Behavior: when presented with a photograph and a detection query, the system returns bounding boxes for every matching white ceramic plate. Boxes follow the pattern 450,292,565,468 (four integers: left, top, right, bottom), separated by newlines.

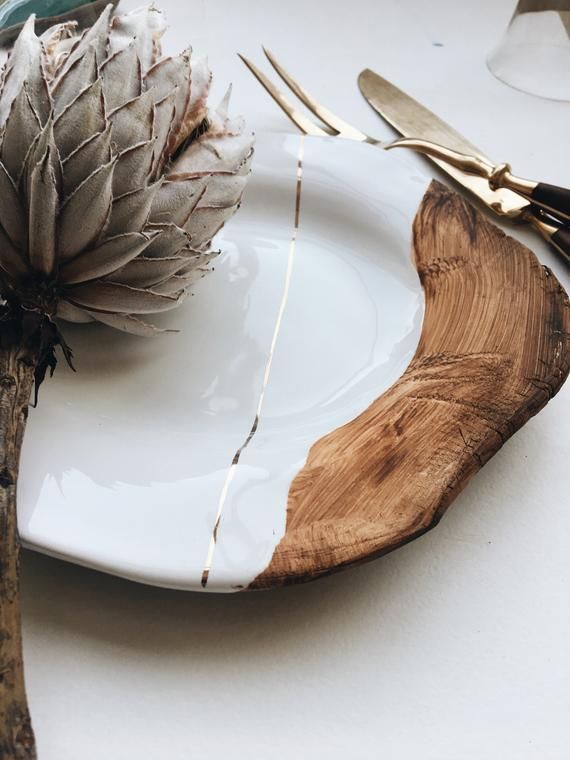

19,132,430,592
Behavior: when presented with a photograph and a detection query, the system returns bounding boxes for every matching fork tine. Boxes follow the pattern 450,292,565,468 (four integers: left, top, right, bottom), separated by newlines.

262,47,370,142
238,54,329,137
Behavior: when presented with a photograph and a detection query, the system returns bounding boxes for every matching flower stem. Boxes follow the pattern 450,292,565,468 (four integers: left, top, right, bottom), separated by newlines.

0,325,41,758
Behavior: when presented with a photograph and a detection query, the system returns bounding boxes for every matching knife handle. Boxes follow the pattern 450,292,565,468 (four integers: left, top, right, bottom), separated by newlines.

552,226,570,264
531,214,570,265
530,183,570,225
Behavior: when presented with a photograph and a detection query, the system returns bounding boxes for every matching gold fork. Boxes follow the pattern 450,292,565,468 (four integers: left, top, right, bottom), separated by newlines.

239,48,383,145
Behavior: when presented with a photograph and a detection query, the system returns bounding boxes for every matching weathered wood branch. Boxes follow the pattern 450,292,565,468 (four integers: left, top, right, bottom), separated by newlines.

0,298,73,757
0,313,44,760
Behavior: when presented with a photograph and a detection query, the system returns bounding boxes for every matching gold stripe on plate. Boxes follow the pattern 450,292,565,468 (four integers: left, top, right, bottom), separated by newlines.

201,135,306,588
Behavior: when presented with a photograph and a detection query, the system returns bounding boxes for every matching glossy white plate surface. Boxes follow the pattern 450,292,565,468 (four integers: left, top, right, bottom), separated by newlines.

19,133,429,591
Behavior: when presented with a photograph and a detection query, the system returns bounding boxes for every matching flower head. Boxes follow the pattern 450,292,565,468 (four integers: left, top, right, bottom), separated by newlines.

0,4,254,336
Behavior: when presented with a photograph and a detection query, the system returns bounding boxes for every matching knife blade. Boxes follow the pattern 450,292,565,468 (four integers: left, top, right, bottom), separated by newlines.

357,68,528,219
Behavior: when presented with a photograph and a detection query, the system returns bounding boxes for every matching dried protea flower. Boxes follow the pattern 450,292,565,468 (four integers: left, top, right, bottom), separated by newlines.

0,6,253,757
0,3,254,339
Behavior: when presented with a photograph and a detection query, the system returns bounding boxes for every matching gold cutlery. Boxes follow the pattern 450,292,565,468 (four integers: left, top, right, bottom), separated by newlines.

239,49,570,263
386,138,570,224
239,47,381,144
358,69,570,263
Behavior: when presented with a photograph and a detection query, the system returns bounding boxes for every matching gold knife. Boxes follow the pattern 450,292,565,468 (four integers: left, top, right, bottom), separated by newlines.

358,68,570,263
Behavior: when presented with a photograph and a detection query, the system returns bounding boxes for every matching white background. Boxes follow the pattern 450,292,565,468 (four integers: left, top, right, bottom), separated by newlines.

22,0,569,757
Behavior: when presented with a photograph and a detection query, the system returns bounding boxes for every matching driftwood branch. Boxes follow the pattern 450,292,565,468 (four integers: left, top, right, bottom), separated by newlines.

0,336,37,759
0,303,72,758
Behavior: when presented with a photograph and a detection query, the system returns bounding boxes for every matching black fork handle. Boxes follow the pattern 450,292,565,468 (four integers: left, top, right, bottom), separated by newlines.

551,225,570,264
531,183,570,226
531,214,570,265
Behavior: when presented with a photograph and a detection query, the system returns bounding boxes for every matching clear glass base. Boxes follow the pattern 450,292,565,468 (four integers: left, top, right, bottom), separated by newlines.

487,10,570,102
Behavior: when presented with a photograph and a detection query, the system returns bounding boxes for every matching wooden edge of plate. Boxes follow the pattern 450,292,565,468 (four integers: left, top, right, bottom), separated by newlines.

249,180,570,590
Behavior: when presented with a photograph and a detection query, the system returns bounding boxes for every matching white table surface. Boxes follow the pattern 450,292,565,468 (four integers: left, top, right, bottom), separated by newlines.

21,0,570,757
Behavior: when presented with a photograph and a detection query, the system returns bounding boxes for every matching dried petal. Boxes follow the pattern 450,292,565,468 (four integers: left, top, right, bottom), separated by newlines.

56,299,94,323
28,144,58,274
150,89,176,175
145,49,210,157
184,204,236,250
215,85,232,121
201,173,249,209
0,223,27,279
56,3,113,77
23,47,51,125
106,182,161,237
67,281,178,313
109,5,167,72
52,44,98,115
178,56,211,141
60,232,156,284
0,160,25,248
1,85,41,183
171,126,254,177
145,49,190,107
54,78,106,158
99,43,142,111
167,105,254,208
150,177,207,227
62,124,112,196
40,21,77,64
176,251,216,275
0,15,41,126
143,223,190,258
88,310,167,336
151,270,205,295
21,115,58,197
59,159,115,260
108,89,154,153
111,255,189,287
113,140,154,197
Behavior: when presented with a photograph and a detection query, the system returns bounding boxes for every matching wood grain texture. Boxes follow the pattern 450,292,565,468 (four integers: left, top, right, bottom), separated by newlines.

0,343,38,758
251,180,570,589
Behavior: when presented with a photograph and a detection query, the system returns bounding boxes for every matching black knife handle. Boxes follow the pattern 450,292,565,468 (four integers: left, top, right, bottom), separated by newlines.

551,225,570,264
530,182,570,224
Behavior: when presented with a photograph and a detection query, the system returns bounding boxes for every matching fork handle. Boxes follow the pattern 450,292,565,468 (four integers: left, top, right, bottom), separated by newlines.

488,167,570,225
530,183,570,225
531,214,570,265
551,225,570,264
